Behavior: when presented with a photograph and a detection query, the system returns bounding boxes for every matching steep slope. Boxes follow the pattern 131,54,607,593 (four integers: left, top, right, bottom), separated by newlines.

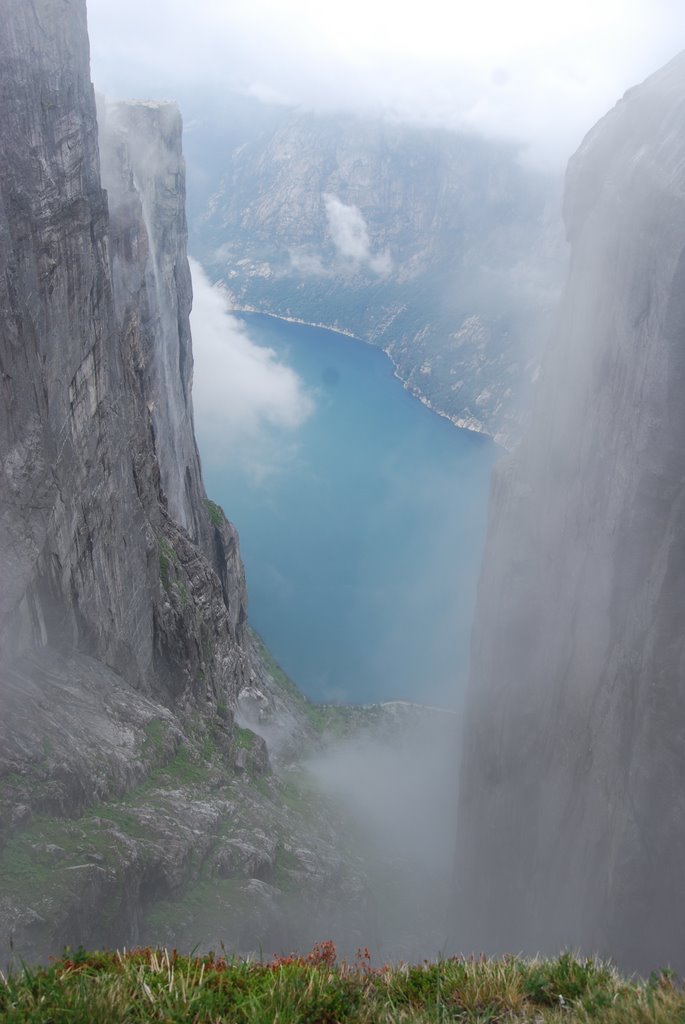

190,109,564,446
453,52,685,973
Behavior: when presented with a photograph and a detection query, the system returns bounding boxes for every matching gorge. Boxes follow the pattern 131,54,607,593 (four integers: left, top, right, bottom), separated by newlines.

0,0,459,967
187,102,566,449
195,311,497,705
2,0,685,982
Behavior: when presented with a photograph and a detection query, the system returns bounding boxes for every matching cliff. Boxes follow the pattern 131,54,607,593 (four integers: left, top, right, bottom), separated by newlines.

0,0,457,967
190,108,565,447
0,0,248,707
453,52,685,973
0,0,336,963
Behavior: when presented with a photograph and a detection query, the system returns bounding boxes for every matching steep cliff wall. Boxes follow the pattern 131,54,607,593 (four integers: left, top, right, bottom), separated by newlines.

0,0,396,969
0,0,246,701
0,0,257,960
454,53,685,973
98,97,247,631
98,99,203,541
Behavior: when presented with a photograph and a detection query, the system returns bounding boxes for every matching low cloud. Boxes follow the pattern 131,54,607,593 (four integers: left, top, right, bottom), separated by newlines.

189,257,314,454
88,0,685,171
323,194,392,276
287,246,331,277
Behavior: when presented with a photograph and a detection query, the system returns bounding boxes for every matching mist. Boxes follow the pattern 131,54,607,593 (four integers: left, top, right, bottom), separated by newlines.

323,194,393,276
232,695,463,962
305,710,459,960
87,0,685,168
4,0,685,979
447,52,685,974
189,258,314,464
94,0,685,974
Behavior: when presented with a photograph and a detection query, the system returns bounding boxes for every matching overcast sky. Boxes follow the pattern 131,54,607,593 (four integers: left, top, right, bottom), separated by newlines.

87,0,684,167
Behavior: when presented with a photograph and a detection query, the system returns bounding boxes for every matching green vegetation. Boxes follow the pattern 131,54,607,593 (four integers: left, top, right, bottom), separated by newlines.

158,537,178,592
204,498,225,528
249,628,306,708
248,627,371,738
143,878,250,939
234,725,256,751
0,734,225,905
141,719,170,760
158,537,190,601
2,947,684,1022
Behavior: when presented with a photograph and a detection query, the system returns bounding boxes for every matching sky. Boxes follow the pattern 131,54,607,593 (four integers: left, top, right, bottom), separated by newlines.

87,0,684,167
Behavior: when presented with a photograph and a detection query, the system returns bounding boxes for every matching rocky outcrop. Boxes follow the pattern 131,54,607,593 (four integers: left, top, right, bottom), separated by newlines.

98,99,205,542
453,53,685,973
191,108,565,447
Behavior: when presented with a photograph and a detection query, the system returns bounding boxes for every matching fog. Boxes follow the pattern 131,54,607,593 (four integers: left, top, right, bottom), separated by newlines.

87,0,685,167
5,0,685,977
233,698,462,962
189,258,314,456
88,0,679,974
323,194,393,275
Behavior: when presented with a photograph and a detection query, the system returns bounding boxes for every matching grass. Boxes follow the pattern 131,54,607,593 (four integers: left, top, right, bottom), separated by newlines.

234,726,257,752
2,947,684,1022
0,733,224,905
248,628,379,739
143,878,251,939
158,538,178,592
204,498,225,528
248,628,309,709
141,719,170,760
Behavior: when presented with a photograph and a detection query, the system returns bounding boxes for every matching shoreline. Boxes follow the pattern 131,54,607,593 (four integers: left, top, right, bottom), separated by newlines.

233,306,501,447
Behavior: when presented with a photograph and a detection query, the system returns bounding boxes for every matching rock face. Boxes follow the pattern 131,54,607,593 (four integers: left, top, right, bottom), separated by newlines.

0,0,265,961
191,108,565,446
99,99,207,542
0,0,246,701
453,53,685,973
0,0,430,969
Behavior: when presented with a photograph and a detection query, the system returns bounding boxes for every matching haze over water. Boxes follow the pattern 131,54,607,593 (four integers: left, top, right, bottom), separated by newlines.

199,313,499,706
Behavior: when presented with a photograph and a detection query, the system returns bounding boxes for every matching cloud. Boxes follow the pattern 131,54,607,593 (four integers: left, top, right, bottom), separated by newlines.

87,0,685,168
323,194,392,275
188,257,314,456
287,246,330,277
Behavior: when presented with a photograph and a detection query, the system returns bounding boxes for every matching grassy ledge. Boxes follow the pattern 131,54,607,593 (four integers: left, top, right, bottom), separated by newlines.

1,947,684,1023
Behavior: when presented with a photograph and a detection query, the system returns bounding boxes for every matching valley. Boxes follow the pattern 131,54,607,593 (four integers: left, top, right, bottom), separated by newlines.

194,312,499,705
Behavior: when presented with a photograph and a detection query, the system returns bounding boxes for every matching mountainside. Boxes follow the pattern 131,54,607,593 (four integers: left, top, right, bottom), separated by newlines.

453,53,685,974
190,109,565,446
0,0,338,963
0,0,459,967
0,0,272,958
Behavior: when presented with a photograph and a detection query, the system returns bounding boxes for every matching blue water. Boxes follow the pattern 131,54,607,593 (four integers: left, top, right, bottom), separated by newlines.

199,314,499,706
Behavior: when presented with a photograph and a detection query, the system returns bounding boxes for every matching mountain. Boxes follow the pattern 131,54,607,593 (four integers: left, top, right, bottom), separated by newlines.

188,107,565,447
0,0,355,963
453,52,685,973
0,0,460,967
